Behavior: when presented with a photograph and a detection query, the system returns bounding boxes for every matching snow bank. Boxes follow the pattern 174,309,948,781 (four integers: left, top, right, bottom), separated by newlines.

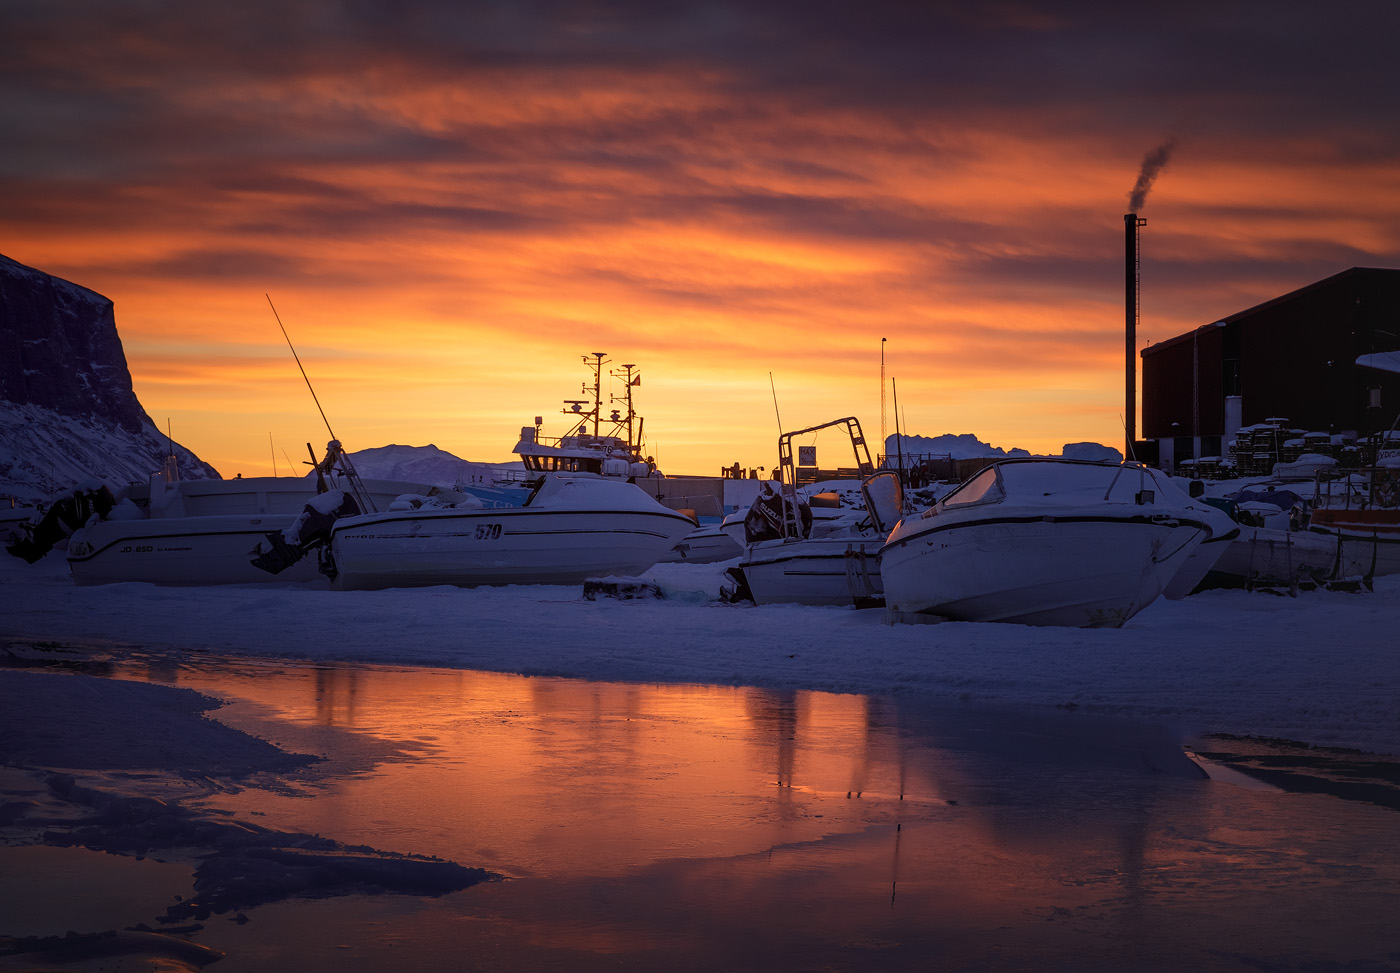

2,548,1397,756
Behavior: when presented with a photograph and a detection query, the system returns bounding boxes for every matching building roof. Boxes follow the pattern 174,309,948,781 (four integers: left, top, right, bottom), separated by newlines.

1141,266,1400,357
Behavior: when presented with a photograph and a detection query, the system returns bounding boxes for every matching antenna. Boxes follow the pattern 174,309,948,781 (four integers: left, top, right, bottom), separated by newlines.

892,378,904,478
769,372,783,434
267,295,336,442
270,432,278,477
164,418,178,482
583,351,609,437
1118,414,1139,462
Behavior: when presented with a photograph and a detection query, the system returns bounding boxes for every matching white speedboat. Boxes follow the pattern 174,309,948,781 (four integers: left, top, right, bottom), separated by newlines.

722,417,905,607
263,473,697,590
61,447,431,586
880,460,1214,628
1157,482,1241,599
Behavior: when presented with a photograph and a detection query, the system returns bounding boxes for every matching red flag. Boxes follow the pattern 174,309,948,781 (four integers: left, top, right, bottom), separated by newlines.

631,374,641,386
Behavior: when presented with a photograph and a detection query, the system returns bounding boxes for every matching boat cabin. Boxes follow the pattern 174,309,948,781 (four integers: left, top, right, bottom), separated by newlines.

515,430,654,478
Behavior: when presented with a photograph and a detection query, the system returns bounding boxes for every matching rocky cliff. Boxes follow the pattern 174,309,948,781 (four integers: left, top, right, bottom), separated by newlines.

1,253,218,505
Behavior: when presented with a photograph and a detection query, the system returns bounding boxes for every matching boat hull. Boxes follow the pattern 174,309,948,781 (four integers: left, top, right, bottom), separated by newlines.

1161,532,1235,599
660,523,742,564
737,536,884,607
1204,526,1340,589
68,515,325,586
328,506,696,589
880,517,1204,628
1307,509,1400,578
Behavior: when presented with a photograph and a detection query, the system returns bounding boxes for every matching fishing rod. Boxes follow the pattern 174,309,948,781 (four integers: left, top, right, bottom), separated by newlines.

268,294,337,443
266,295,375,511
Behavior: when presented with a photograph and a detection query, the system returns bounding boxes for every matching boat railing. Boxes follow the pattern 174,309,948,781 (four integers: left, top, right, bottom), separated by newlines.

1313,466,1400,511
494,468,536,484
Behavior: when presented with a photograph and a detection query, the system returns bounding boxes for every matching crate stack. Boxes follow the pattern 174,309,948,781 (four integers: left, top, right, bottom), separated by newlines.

1230,420,1303,477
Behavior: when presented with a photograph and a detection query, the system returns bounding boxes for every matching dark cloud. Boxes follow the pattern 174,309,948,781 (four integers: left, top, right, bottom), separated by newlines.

7,1,1399,143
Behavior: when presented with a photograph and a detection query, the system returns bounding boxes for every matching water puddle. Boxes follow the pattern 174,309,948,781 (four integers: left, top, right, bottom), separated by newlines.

4,650,1400,971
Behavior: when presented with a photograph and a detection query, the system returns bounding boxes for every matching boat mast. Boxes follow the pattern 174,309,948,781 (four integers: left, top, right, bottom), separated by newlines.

585,352,608,437
613,362,639,458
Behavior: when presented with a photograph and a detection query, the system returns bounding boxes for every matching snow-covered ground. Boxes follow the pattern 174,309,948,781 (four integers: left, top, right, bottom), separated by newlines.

2,545,1396,756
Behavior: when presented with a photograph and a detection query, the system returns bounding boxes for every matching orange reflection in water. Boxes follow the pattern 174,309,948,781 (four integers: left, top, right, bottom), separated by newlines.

112,655,1400,972
161,660,952,878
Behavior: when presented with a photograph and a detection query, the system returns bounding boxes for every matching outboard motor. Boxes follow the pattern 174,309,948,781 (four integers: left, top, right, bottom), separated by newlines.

6,483,115,563
743,489,812,543
250,490,361,575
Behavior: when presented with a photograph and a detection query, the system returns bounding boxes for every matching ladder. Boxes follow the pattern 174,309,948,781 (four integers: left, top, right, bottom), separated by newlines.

776,417,875,540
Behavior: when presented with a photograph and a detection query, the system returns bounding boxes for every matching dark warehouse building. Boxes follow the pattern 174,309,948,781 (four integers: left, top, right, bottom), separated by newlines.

1140,267,1400,475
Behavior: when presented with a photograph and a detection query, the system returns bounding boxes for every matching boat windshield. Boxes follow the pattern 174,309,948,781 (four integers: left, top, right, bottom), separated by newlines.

522,454,603,475
941,466,1002,508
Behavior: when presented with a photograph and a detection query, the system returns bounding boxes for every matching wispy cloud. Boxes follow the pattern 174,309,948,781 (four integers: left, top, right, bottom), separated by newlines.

3,0,1400,473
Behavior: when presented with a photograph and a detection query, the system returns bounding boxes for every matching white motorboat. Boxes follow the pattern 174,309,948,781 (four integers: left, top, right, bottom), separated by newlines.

59,446,432,586
880,459,1214,628
1157,481,1241,599
722,418,905,607
260,472,697,590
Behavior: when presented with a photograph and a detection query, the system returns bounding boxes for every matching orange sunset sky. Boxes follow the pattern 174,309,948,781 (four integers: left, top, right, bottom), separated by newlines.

5,1,1400,477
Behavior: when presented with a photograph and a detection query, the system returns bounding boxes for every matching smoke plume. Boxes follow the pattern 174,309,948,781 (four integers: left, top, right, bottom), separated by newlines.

1127,138,1178,212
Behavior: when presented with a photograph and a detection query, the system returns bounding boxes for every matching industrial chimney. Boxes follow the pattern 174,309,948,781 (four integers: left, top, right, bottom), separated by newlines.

1124,212,1146,458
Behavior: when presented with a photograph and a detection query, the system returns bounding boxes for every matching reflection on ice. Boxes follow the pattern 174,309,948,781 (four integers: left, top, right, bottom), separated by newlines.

147,656,1204,882
6,652,1400,972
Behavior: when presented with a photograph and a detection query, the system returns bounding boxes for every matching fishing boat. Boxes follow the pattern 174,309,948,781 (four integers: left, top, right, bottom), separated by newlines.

257,472,697,590
59,444,432,586
722,417,905,607
513,353,659,480
879,459,1215,628
511,352,747,563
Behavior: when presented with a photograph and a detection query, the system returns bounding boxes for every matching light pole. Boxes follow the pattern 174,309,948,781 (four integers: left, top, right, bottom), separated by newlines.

881,337,887,466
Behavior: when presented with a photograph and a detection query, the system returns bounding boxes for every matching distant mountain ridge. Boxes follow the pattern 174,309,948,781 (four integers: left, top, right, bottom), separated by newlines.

885,432,1033,460
885,433,1122,465
0,253,218,505
346,443,520,487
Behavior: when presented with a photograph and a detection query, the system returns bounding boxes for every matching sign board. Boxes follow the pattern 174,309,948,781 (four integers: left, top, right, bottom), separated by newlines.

798,445,817,466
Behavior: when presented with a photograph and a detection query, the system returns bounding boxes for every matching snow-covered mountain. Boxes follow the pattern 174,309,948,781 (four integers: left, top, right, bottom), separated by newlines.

346,443,521,487
0,253,218,506
886,432,1032,460
885,432,1122,465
